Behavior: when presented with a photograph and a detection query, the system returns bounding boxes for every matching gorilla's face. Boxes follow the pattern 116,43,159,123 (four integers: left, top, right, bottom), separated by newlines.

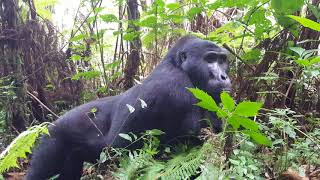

178,38,231,102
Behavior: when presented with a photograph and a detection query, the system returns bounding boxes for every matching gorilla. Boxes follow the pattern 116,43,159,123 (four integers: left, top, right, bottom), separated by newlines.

26,35,231,180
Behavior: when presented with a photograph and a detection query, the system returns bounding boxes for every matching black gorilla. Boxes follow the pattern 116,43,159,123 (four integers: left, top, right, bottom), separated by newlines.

26,35,231,180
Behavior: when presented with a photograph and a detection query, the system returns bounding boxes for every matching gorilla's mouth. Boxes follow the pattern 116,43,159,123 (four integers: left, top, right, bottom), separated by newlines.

221,87,231,93
208,80,231,92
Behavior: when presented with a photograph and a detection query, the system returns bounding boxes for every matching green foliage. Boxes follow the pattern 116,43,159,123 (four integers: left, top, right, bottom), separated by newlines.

187,88,219,112
71,70,101,80
287,15,320,32
0,124,49,173
114,130,219,180
234,101,262,117
189,88,271,147
100,14,118,23
229,138,264,179
34,0,56,20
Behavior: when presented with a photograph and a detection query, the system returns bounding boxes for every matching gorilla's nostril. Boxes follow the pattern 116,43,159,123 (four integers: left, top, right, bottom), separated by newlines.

209,71,215,78
221,74,227,80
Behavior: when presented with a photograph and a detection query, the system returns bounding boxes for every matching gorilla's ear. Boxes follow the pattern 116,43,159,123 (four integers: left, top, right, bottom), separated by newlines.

176,51,187,66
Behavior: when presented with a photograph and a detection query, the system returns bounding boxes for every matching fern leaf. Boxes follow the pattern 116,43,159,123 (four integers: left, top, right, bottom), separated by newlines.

0,124,49,173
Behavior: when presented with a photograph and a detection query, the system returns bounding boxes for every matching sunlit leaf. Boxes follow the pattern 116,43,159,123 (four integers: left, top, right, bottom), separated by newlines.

228,115,259,131
70,54,81,61
98,152,107,163
71,71,101,80
287,15,320,32
187,88,219,112
234,101,263,117
139,98,147,109
187,7,202,18
220,92,235,112
100,14,118,23
146,129,164,136
126,104,135,113
105,60,121,70
119,133,132,142
243,130,272,147
166,3,180,10
289,47,305,57
139,15,157,27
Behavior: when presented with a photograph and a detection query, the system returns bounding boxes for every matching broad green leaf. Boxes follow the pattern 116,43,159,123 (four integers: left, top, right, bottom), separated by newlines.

139,15,157,27
70,34,86,42
271,0,303,28
146,129,165,136
187,7,202,18
295,59,311,67
94,7,104,13
242,49,261,62
167,15,185,24
70,54,81,61
129,132,137,140
98,152,107,163
243,130,272,147
35,0,57,19
187,88,219,112
227,116,240,130
283,125,296,138
105,60,121,70
294,55,320,67
287,15,320,32
123,32,139,41
166,3,180,10
216,109,228,119
271,0,304,14
307,3,320,20
208,0,252,9
119,133,132,142
234,101,263,117
71,71,101,80
100,14,118,23
220,92,235,111
227,116,259,131
310,56,320,65
238,116,259,131
289,46,305,57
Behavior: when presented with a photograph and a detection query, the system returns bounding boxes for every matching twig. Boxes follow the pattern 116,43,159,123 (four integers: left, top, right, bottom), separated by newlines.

27,91,59,118
223,43,254,71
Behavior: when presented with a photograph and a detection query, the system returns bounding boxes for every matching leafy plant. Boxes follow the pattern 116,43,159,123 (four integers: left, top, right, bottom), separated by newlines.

0,124,49,173
188,88,272,147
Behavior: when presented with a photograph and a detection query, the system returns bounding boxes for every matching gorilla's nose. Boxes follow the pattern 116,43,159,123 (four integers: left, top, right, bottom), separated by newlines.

220,74,227,80
218,72,229,82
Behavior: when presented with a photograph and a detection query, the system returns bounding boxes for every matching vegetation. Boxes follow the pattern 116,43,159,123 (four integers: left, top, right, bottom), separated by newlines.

0,0,319,179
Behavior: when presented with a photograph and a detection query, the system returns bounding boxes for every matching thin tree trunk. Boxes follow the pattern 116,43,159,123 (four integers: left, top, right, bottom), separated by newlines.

124,0,142,89
3,0,27,131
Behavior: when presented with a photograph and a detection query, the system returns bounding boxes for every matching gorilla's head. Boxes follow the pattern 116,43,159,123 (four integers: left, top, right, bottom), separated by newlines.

168,35,232,102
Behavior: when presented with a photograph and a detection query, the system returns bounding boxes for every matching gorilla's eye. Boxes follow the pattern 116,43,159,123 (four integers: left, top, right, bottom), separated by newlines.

204,51,227,63
180,52,187,62
204,52,217,63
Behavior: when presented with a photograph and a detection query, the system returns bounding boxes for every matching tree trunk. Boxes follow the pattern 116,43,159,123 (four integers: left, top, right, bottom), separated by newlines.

2,0,27,131
123,0,142,89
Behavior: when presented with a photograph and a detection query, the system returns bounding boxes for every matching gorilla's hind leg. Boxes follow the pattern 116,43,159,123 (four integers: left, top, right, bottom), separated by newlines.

57,149,84,180
26,137,68,180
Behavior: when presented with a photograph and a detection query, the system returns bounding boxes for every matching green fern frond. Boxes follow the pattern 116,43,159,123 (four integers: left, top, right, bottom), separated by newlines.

115,150,156,180
113,131,225,180
160,143,212,180
0,124,49,173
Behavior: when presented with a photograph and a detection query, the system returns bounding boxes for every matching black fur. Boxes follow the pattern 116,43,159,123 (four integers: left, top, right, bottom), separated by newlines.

26,35,231,180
